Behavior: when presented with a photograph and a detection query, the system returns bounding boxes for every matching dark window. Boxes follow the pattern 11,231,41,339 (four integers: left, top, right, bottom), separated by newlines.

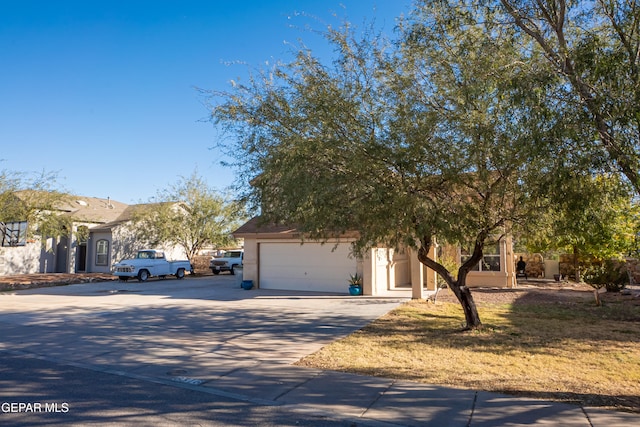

1,221,28,247
96,239,109,266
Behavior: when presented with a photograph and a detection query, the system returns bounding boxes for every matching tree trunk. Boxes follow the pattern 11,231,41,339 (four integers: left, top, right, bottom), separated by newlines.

417,242,483,330
448,279,482,330
573,245,581,282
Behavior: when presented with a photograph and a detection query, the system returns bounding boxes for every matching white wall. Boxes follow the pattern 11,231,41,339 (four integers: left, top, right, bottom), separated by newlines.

0,243,41,275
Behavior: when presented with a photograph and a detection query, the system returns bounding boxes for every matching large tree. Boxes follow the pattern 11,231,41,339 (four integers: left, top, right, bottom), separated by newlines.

130,171,247,262
490,0,640,192
211,6,565,329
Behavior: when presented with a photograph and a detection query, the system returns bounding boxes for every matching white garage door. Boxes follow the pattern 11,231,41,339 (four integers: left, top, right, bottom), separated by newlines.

259,242,357,293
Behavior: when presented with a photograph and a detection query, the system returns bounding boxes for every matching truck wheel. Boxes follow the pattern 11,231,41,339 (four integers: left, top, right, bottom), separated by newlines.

211,270,220,275
138,270,150,282
176,268,185,279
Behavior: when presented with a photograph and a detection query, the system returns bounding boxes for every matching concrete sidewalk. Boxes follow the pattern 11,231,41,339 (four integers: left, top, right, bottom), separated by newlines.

1,275,638,426
17,350,637,427
192,364,639,427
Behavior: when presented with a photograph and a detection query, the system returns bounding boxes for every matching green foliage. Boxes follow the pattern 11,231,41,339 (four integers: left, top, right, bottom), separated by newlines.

0,168,70,242
130,171,248,261
348,273,362,286
213,7,555,249
583,259,629,292
208,3,606,329
520,173,639,260
492,0,640,193
435,254,459,289
75,225,89,244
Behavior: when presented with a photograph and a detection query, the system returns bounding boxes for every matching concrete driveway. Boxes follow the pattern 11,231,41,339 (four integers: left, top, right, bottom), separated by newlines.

2,276,638,426
0,274,407,387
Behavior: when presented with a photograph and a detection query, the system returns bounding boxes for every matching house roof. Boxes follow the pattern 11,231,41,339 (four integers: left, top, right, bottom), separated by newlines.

58,196,129,224
12,191,166,230
12,191,129,224
11,191,196,238
88,202,166,232
232,216,300,237
233,216,359,239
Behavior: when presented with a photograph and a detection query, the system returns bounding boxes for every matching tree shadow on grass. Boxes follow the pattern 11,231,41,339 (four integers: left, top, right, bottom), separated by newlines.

338,287,640,412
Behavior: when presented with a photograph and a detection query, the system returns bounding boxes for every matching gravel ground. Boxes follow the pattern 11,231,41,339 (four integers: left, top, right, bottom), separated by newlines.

0,273,118,291
436,279,640,306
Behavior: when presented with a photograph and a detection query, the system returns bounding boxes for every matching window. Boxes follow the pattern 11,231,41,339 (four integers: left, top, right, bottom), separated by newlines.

461,243,501,272
96,239,109,266
1,221,28,247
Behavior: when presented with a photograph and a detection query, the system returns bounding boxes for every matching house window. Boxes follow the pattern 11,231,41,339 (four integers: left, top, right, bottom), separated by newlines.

1,221,28,247
96,239,109,266
461,243,501,272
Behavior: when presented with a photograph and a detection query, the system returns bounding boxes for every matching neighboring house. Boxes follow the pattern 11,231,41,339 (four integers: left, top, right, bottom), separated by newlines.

85,204,144,274
233,217,517,296
87,203,186,274
0,195,186,276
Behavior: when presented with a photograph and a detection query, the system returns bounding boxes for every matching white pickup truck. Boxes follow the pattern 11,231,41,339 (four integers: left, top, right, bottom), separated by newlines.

113,249,192,282
209,249,243,275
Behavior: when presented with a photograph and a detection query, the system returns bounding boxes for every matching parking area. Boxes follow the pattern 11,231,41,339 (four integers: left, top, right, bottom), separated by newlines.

0,274,407,380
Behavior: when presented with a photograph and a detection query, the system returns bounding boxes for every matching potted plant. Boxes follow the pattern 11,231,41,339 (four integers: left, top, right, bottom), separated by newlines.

348,273,362,296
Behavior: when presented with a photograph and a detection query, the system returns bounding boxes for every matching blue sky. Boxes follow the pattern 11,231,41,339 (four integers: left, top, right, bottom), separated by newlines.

1,1,412,204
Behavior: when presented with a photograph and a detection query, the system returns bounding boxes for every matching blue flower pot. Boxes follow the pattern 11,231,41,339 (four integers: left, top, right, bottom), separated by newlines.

241,280,254,290
349,285,362,296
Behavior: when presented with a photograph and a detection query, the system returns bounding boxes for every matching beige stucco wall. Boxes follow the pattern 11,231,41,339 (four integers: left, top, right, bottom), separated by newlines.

240,235,514,296
241,236,259,285
465,237,515,288
244,240,419,296
408,237,516,295
409,246,438,299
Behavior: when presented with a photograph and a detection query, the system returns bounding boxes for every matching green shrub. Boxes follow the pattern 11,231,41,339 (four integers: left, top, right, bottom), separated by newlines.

582,259,629,292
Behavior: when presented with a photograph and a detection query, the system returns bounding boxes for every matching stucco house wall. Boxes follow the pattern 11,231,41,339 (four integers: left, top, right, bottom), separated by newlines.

86,229,113,274
234,217,516,296
242,235,419,295
465,237,516,288
0,242,41,275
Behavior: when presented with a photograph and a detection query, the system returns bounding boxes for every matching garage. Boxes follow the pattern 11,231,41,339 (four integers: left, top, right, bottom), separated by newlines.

259,242,357,293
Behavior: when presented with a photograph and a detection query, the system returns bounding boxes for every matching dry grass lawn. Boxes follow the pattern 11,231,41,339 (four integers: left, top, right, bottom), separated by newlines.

296,284,640,412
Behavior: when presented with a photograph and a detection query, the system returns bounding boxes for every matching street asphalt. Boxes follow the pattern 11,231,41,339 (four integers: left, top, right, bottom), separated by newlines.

0,274,637,426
